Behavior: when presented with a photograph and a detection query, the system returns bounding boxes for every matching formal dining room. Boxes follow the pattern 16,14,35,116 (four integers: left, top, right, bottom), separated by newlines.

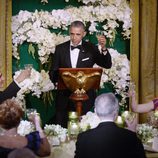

0,0,158,158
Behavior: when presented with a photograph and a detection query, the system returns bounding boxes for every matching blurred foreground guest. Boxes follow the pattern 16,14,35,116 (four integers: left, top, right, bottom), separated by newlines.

8,148,36,158
0,69,31,104
74,93,146,158
124,113,138,132
0,99,51,158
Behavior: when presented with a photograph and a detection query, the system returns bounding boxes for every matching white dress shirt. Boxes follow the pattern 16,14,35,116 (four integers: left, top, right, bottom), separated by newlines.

70,41,82,68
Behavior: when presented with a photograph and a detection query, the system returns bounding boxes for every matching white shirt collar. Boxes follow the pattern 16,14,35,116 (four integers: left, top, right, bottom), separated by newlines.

70,41,82,46
99,119,114,123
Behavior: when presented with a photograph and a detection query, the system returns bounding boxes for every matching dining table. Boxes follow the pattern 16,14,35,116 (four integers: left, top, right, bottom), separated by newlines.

40,140,158,158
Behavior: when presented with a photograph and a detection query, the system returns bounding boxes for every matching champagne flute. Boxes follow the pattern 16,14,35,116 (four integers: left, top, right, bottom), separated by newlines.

96,31,104,38
125,111,136,122
128,81,136,97
129,81,135,92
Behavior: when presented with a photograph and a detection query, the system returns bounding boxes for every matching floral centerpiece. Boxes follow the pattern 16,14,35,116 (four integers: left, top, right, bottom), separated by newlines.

17,120,68,146
147,110,158,128
136,123,158,144
44,124,68,146
79,111,132,131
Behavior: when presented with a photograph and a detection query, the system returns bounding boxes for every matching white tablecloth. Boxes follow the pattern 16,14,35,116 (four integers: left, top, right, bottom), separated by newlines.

42,140,76,158
40,140,158,158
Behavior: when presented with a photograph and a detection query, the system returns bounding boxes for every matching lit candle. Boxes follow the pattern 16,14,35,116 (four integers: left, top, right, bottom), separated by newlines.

115,116,124,127
121,111,129,119
68,111,79,139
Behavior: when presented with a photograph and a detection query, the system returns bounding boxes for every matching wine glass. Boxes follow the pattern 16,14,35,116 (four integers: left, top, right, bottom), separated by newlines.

24,64,33,70
26,108,37,120
96,31,104,38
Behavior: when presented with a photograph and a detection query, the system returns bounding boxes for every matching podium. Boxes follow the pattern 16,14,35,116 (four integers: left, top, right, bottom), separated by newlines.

57,68,102,116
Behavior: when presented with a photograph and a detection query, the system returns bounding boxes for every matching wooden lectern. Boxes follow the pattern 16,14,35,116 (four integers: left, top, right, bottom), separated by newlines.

57,68,102,116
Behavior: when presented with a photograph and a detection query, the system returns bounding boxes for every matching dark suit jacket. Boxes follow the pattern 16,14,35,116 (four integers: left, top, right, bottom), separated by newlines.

49,40,112,126
50,40,112,83
0,81,20,104
75,122,146,158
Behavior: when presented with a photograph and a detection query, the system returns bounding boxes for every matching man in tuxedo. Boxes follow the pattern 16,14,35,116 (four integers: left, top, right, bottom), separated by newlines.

49,21,112,127
0,69,31,104
74,93,146,158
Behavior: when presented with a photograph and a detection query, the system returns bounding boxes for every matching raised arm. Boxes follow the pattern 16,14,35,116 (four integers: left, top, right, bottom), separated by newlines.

0,69,31,104
130,91,154,113
29,113,51,157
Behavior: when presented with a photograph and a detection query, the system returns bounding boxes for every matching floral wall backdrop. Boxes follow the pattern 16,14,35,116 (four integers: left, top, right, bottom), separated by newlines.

12,0,132,124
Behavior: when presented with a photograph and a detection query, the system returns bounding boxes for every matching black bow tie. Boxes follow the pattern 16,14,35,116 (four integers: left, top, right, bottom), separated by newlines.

71,45,82,50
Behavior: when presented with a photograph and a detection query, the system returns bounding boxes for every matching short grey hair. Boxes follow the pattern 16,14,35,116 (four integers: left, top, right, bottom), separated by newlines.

70,21,85,31
94,93,119,118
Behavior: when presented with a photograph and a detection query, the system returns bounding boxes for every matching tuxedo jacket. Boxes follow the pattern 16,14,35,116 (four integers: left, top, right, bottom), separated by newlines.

75,122,146,158
49,40,112,118
50,40,112,83
0,81,20,104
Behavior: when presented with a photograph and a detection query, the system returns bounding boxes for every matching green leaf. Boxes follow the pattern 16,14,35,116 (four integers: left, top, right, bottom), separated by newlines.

28,43,35,59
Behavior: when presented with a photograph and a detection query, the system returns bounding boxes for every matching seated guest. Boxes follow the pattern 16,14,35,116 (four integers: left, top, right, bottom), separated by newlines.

130,90,158,113
74,93,146,158
8,148,36,158
0,99,51,158
0,69,31,104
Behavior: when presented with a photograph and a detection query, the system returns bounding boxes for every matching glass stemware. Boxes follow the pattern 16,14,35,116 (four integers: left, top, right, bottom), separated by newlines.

24,64,33,70
26,108,37,119
96,31,104,38
129,81,135,92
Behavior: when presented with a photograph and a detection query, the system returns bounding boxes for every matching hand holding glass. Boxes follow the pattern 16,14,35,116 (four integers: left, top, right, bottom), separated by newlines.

128,81,136,97
24,64,33,70
96,31,104,38
26,108,37,120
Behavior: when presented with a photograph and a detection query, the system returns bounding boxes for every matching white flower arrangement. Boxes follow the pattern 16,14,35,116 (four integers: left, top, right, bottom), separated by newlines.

12,0,132,63
12,1,131,109
13,68,54,110
79,111,131,132
136,123,158,144
17,120,35,136
65,0,132,38
79,112,100,131
44,124,68,146
17,120,68,146
94,48,130,107
147,111,158,128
